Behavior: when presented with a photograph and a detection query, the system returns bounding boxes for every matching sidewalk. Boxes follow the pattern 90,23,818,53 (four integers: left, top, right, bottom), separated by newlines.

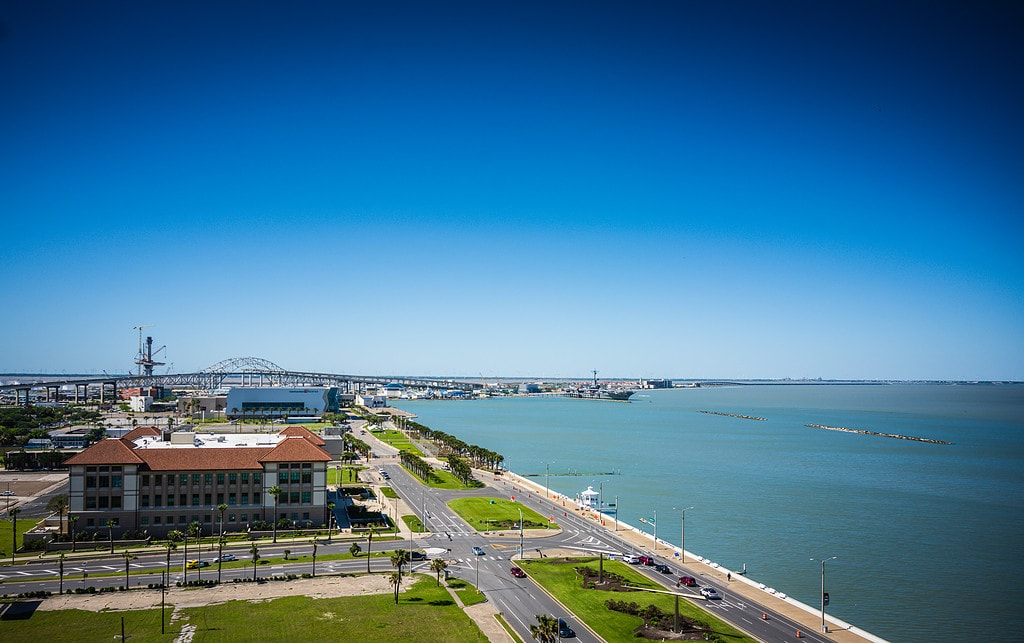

491,469,888,643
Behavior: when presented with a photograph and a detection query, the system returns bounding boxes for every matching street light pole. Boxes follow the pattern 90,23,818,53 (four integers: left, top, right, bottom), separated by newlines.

545,462,551,500
518,508,524,560
674,506,694,562
614,495,619,531
653,509,657,549
811,556,837,633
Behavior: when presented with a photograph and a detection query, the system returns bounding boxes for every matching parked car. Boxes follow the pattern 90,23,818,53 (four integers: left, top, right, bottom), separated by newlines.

510,566,526,578
0,490,14,496
637,555,655,566
679,575,698,587
700,587,721,600
472,546,485,556
213,553,237,562
558,618,576,638
622,554,640,564
654,563,671,574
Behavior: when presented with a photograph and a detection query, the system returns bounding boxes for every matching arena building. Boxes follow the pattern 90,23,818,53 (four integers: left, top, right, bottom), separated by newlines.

224,386,341,419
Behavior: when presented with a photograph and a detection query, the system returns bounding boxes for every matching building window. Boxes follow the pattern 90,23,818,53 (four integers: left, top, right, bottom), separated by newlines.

141,516,149,526
154,494,162,507
204,493,212,505
240,493,248,506
192,495,200,506
301,472,311,484
217,473,225,485
216,493,224,504
228,514,235,522
180,474,188,485
241,473,249,483
240,513,247,522
112,475,122,488
99,497,109,508
87,518,95,527
179,515,187,524
154,474,163,486
229,473,237,484
111,497,122,509
167,495,175,507
180,494,187,506
192,474,200,485
154,516,162,525
301,491,311,504
204,473,213,485
229,494,236,506
289,492,300,504
86,476,96,489
141,496,150,508
291,471,301,483
141,475,150,487
253,473,261,484
99,475,109,488
86,497,97,509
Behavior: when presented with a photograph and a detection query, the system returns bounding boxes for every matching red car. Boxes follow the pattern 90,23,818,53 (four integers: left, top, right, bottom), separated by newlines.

510,566,527,578
638,555,655,566
678,575,697,587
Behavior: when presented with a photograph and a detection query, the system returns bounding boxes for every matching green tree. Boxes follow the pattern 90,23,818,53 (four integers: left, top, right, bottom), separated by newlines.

430,557,448,586
390,548,410,578
388,571,402,604
250,542,260,581
9,507,20,563
105,519,117,554
326,502,336,542
47,494,69,535
365,526,379,574
268,485,282,543
58,552,66,594
122,551,135,590
69,515,79,553
349,542,362,558
530,615,559,643
163,537,179,581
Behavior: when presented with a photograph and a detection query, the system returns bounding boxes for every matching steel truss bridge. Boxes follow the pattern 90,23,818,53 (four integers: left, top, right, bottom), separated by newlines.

0,357,482,404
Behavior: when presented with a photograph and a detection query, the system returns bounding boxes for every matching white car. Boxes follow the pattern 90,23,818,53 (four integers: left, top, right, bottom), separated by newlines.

213,553,237,562
701,587,721,600
0,490,14,496
621,554,640,564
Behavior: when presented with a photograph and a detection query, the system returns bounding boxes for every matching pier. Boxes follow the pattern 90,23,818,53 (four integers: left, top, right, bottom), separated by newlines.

698,410,767,421
805,423,952,445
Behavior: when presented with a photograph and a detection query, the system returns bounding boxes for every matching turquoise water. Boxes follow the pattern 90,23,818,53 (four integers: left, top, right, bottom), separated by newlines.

394,384,1024,643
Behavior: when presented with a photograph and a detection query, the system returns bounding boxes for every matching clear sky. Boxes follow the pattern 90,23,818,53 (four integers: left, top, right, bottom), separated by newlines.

2,1,1022,381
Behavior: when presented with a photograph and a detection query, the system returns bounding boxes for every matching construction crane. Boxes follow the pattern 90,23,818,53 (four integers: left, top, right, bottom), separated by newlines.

133,325,166,377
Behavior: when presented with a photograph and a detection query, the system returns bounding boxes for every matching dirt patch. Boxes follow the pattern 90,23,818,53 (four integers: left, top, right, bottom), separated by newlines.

37,574,394,612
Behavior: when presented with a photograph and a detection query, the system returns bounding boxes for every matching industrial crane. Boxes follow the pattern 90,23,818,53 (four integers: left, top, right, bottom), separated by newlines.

133,325,166,377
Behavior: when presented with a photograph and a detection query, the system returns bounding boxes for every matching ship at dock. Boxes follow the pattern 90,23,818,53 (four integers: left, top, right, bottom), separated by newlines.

562,370,636,401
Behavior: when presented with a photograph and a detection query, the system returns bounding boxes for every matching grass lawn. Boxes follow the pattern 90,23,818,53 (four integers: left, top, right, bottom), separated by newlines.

404,466,485,490
177,575,487,642
402,515,425,533
448,497,556,531
0,607,172,642
0,516,35,559
327,466,364,485
374,429,424,456
517,557,757,643
447,578,488,607
379,486,399,499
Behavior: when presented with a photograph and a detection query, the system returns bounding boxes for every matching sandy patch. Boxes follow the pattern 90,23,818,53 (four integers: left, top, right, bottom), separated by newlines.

38,574,394,612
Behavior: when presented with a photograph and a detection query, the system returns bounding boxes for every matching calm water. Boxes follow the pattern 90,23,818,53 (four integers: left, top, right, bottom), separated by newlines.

394,384,1024,643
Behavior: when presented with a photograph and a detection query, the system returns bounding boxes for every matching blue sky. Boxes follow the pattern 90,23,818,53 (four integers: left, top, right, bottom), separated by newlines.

2,1,1022,380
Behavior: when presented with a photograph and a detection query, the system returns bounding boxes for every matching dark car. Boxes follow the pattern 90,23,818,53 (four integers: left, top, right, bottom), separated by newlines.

510,566,526,578
558,618,576,638
654,563,671,574
679,575,697,587
472,546,485,556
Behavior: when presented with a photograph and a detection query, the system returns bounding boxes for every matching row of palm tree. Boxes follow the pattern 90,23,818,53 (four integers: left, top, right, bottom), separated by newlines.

446,454,474,486
409,424,505,472
398,450,434,481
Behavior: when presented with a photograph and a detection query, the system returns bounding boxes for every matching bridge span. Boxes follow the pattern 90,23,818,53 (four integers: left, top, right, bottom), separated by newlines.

0,356,482,405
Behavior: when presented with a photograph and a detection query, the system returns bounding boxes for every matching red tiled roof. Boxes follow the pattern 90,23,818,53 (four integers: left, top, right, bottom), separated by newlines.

259,436,332,463
65,438,145,466
138,447,273,471
122,426,162,441
277,425,326,446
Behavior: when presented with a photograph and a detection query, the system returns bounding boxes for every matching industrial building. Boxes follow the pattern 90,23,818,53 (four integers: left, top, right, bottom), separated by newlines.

224,387,341,419
64,425,331,538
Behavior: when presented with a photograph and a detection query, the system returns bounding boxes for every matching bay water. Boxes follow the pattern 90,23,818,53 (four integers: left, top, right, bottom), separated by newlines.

394,384,1024,643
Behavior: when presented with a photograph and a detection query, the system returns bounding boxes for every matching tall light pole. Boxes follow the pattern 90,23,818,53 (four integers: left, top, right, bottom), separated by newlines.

653,509,657,549
544,461,555,500
674,506,694,562
518,507,524,560
811,556,837,633
614,495,619,531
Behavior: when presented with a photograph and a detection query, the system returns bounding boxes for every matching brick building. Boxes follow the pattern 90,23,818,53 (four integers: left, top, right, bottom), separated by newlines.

64,425,331,538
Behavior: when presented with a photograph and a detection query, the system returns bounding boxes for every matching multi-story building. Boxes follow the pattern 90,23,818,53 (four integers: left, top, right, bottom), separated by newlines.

65,425,331,538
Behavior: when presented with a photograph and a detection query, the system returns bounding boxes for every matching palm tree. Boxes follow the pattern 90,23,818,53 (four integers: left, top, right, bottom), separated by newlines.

326,502,335,542
163,537,179,581
249,542,260,581
69,515,79,553
390,548,410,578
217,503,228,540
311,539,318,577
430,558,448,586
216,535,227,583
106,519,117,554
530,615,559,643
268,485,282,543
365,526,378,574
188,521,202,579
58,552,67,594
9,507,19,563
388,571,402,604
47,494,69,536
122,551,135,590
